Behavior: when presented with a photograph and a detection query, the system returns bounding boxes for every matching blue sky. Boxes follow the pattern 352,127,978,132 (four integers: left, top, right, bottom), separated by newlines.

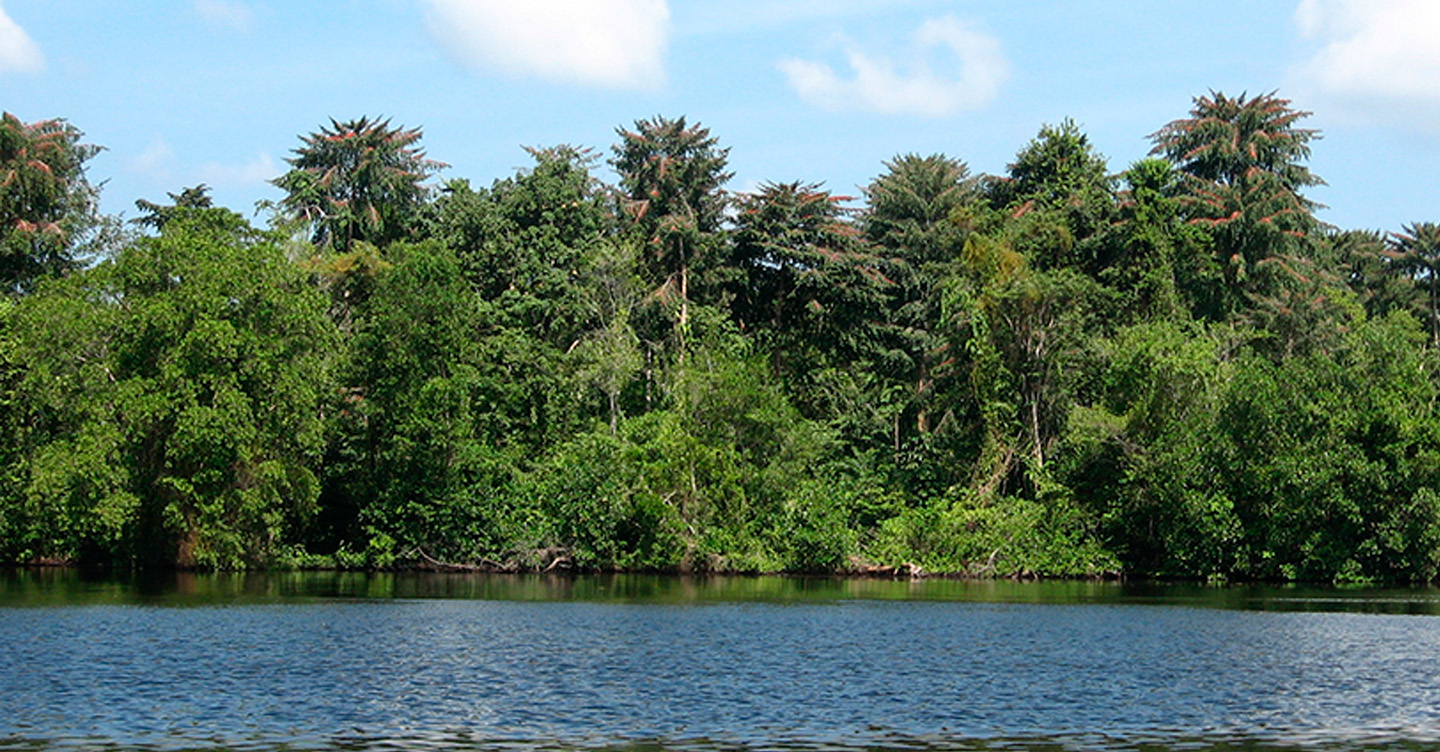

3,1,1438,234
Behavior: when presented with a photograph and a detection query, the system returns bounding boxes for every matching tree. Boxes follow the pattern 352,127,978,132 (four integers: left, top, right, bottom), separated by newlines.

571,239,646,436
864,153,975,265
1152,91,1321,194
993,120,1116,274
1388,222,1440,347
948,235,1102,496
8,207,334,568
426,145,609,347
994,120,1111,214
272,117,445,251
133,185,214,232
338,241,518,562
1323,228,1417,322
1098,158,1189,320
0,113,105,291
1150,91,1324,314
728,181,884,376
611,115,732,352
862,154,976,443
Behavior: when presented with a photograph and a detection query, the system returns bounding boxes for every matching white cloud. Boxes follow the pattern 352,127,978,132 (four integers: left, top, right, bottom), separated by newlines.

422,0,669,90
1292,0,1440,128
779,16,1007,118
0,3,43,73
129,138,177,181
200,152,278,188
194,0,256,32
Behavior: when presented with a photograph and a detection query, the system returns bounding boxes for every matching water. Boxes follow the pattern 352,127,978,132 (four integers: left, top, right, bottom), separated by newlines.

3,572,1440,752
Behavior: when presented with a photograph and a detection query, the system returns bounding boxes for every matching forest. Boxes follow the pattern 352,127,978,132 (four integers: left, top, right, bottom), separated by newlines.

2,91,1439,582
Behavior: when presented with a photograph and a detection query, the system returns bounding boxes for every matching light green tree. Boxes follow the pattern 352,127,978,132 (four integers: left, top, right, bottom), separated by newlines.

9,207,334,568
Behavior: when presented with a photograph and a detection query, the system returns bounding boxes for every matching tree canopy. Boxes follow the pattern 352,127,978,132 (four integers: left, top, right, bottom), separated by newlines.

5,95,1440,584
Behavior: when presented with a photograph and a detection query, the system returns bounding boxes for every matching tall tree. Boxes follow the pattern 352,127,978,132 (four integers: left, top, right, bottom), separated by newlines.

427,145,609,347
1100,158,1189,320
1150,91,1324,315
611,115,731,352
729,181,882,368
272,117,445,251
993,120,1116,274
863,154,976,441
864,153,975,265
0,113,105,291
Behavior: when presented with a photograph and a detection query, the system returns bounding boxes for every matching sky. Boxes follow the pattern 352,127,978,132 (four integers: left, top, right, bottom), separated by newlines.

3,0,1439,234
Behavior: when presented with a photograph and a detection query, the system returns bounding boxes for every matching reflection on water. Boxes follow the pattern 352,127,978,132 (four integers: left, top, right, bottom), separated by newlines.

3,571,1440,752
7,569,1440,614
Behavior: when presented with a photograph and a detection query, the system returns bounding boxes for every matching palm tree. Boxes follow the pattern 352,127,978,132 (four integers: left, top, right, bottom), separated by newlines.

272,117,445,251
610,115,731,352
863,153,975,265
1389,222,1440,347
1150,91,1324,312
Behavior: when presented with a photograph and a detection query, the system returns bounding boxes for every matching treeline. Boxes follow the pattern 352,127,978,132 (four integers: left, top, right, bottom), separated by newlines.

3,94,1440,582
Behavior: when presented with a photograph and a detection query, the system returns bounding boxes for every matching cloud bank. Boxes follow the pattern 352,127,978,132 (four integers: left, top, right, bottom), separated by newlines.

1293,0,1440,128
0,3,43,73
779,16,1007,118
423,0,669,90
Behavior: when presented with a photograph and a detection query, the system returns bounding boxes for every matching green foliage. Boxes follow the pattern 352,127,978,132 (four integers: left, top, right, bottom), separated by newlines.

427,146,608,347
7,208,333,568
993,120,1115,272
133,185,214,233
870,492,1117,577
7,99,1440,583
860,153,979,473
727,181,886,387
1387,222,1440,346
334,241,526,562
1067,315,1440,582
611,116,731,342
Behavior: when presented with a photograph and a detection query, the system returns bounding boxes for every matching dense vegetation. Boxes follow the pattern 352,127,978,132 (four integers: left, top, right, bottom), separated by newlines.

3,94,1440,582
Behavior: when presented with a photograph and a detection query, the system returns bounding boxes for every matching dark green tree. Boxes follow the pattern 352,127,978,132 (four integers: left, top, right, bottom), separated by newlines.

1323,228,1417,321
427,145,608,347
862,154,976,450
133,185,214,232
994,120,1116,275
728,181,884,377
1099,158,1190,320
336,241,519,563
864,153,976,265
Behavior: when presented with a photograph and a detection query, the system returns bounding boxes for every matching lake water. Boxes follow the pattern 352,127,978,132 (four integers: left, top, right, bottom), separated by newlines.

3,572,1440,752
